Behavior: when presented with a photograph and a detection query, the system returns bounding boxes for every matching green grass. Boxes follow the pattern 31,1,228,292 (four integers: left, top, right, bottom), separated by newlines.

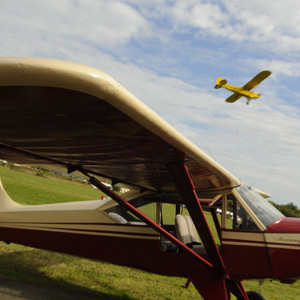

0,243,200,300
0,165,103,204
0,165,299,299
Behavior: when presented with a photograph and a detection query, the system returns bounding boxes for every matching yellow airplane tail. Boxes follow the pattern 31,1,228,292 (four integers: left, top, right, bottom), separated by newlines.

214,77,227,89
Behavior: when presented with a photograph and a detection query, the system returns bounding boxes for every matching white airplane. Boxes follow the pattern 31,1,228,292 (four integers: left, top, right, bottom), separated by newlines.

0,58,296,300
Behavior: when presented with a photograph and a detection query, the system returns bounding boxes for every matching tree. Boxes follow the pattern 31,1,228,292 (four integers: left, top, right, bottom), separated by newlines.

269,201,300,218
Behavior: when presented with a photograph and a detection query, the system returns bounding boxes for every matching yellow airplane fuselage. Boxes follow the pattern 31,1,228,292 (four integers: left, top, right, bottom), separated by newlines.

222,84,260,99
215,71,271,103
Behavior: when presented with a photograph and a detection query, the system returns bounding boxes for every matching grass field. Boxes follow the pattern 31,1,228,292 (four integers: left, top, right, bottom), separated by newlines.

0,165,299,299
0,164,103,204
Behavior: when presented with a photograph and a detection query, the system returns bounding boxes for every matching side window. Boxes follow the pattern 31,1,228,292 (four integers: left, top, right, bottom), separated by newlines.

161,203,176,226
225,194,259,231
105,197,156,224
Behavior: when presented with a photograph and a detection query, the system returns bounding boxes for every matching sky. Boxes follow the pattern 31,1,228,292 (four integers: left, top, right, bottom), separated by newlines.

1,0,300,205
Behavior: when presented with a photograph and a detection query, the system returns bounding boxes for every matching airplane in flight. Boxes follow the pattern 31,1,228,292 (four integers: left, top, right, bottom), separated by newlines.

215,71,271,104
0,58,297,300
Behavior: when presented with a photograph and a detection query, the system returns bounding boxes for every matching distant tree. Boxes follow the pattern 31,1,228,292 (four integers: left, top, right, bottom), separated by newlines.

269,201,300,218
113,185,121,192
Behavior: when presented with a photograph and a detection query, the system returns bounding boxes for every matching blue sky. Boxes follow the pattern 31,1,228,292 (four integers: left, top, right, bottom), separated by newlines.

1,0,300,205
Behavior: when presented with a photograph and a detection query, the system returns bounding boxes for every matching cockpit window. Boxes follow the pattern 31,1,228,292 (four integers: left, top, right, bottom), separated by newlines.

105,197,156,224
226,194,259,231
236,185,284,227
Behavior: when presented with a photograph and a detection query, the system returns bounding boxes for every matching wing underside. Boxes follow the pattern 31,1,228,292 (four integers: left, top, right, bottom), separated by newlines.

242,70,271,91
0,58,240,195
225,93,242,103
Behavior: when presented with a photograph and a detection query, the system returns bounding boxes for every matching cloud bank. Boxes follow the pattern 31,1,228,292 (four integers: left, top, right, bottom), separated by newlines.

1,0,300,205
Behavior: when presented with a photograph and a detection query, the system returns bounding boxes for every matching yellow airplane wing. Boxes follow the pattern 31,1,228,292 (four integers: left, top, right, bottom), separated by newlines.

225,93,242,103
242,70,271,91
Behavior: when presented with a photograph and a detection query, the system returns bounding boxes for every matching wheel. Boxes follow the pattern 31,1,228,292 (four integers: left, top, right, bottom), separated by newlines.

247,291,267,300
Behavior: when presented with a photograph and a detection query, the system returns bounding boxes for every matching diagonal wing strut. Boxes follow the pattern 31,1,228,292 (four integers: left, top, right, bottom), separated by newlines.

77,167,215,272
167,162,226,276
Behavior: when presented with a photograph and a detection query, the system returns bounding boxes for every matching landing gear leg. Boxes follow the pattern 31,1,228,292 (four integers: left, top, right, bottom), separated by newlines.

246,291,267,300
231,280,249,300
190,275,230,300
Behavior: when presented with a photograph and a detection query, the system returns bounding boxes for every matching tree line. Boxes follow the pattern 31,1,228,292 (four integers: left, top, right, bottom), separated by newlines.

270,201,300,218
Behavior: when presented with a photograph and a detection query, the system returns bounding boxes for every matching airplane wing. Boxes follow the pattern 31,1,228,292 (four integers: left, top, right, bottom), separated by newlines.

0,58,240,196
225,93,242,103
242,70,271,91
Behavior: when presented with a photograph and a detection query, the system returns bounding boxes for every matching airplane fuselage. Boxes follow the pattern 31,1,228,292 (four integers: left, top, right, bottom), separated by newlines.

0,180,299,283
221,84,260,99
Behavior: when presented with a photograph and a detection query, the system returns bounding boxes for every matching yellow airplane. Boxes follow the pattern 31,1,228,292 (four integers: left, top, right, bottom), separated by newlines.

215,70,271,104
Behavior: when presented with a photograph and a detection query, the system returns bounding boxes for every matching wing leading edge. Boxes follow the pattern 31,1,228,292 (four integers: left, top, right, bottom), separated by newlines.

242,70,271,91
0,58,240,194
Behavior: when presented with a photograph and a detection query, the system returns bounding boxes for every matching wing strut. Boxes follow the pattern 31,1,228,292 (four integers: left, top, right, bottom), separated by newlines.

167,162,226,276
79,169,214,271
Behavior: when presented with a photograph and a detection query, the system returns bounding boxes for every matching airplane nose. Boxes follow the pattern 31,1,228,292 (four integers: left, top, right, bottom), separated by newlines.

267,217,300,233
266,217,300,280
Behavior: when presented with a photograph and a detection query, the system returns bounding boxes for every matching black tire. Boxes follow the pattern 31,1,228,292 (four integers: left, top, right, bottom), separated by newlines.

247,291,267,300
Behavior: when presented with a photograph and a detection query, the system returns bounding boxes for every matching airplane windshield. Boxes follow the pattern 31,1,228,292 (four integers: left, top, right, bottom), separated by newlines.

236,185,284,227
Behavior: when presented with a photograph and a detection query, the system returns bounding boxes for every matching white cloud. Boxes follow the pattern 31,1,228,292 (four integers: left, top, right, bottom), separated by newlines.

73,1,150,47
170,2,228,31
247,59,300,79
0,0,150,52
139,0,300,55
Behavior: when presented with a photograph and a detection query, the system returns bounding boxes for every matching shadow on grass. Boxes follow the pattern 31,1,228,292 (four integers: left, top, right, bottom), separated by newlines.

0,248,137,300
